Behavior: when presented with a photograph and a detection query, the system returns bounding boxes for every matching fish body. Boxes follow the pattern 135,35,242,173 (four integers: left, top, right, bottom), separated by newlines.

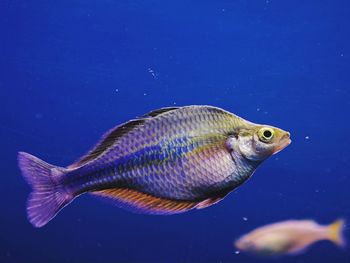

18,105,290,227
235,219,346,256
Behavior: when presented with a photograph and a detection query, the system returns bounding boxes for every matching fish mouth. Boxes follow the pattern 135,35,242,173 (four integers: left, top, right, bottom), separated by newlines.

273,132,291,154
234,240,244,250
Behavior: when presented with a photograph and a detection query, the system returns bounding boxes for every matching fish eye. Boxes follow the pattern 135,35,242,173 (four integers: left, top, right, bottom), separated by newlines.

263,130,272,138
258,128,275,142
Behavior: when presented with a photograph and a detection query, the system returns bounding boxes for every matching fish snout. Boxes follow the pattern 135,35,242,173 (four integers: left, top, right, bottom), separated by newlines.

272,131,291,154
234,238,254,251
281,132,291,144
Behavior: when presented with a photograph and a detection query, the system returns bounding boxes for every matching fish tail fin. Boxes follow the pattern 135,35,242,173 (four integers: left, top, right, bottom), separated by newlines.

328,218,346,247
18,152,74,228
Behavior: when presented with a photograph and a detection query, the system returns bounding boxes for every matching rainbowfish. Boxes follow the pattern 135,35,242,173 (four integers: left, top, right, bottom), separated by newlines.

18,105,290,227
235,219,346,256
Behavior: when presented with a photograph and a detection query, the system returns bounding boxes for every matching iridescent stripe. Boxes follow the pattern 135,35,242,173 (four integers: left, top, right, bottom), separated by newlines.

70,134,225,189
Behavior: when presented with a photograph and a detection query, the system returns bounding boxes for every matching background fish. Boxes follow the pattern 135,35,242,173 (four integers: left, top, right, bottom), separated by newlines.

235,219,346,256
18,105,290,227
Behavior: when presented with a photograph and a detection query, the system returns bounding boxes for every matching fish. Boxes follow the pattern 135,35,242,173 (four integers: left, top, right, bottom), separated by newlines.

234,219,346,256
18,105,291,227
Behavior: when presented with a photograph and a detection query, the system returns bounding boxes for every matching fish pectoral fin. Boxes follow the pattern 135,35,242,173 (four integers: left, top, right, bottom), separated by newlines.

68,119,146,169
90,188,198,215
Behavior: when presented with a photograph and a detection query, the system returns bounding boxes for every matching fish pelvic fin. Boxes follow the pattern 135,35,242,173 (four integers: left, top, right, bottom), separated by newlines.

328,218,346,247
18,152,73,228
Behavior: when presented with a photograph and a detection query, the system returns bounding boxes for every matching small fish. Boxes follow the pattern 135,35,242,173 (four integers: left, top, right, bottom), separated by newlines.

18,105,290,227
235,219,346,256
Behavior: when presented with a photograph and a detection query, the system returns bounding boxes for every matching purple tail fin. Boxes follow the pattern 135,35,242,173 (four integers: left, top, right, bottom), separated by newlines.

18,152,73,228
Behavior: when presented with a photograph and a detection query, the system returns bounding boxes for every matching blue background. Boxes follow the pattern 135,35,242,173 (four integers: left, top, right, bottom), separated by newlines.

1,0,350,262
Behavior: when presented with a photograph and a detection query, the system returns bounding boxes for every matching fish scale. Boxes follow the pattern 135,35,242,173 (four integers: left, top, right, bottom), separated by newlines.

69,108,240,198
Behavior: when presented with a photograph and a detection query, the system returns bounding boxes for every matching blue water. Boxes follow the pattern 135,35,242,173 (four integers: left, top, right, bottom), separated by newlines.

1,1,350,262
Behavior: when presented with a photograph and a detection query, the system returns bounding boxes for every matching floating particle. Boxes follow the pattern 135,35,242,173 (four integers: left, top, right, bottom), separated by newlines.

243,217,248,221
235,250,240,254
148,68,157,79
305,136,309,140
115,88,119,92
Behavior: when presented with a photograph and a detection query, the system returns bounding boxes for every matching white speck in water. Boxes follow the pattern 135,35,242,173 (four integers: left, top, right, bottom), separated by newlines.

235,250,240,254
305,136,310,140
256,108,260,112
143,93,147,96
115,88,119,92
173,102,177,105
242,217,248,221
222,8,225,12
315,189,320,193
340,53,344,57
148,67,157,79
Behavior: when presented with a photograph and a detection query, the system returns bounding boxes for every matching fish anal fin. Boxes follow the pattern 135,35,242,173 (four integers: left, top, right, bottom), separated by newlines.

68,119,145,169
91,188,198,214
143,107,180,118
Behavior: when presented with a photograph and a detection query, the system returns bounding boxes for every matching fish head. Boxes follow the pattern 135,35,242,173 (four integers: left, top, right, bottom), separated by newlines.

236,124,291,161
235,235,256,252
235,231,291,256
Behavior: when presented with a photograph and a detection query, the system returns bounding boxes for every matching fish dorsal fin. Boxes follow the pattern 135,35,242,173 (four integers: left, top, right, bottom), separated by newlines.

68,107,178,169
68,119,145,169
91,188,198,214
143,107,180,117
